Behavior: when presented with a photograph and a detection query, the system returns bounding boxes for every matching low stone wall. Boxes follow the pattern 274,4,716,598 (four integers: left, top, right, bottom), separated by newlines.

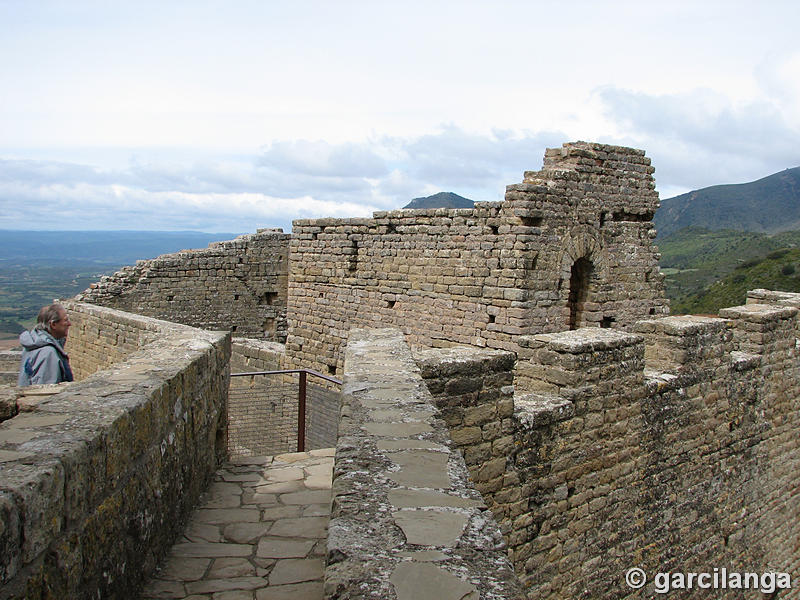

0,302,230,600
326,328,523,599
230,337,284,373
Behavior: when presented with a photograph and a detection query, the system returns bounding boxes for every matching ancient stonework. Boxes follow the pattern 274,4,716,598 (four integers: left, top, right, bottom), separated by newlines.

3,141,797,599
77,228,290,342
329,328,524,599
0,303,230,600
285,142,668,376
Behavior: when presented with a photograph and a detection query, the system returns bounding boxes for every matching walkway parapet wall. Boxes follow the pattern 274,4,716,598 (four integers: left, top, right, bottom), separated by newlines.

76,228,290,342
502,296,800,598
0,302,230,600
0,351,20,386
412,346,519,527
327,328,524,599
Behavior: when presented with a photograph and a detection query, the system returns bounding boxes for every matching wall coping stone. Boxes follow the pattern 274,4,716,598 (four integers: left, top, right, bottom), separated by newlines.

719,303,798,322
526,328,642,353
514,392,575,429
634,314,729,336
0,302,230,599
326,328,523,600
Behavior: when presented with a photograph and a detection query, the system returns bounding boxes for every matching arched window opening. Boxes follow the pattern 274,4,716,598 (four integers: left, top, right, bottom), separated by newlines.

568,257,594,330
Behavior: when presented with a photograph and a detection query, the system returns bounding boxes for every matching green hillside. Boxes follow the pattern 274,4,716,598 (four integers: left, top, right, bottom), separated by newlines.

658,227,800,314
655,167,800,238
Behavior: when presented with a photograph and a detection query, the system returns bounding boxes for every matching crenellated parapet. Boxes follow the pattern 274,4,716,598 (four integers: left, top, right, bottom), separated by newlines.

502,298,800,598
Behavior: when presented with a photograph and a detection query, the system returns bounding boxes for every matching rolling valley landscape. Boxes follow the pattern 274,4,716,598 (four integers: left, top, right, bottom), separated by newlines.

0,230,239,346
2,166,800,346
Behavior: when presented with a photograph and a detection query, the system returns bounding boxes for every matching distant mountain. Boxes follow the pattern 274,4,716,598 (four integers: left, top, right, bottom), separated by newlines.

655,167,800,238
403,192,474,210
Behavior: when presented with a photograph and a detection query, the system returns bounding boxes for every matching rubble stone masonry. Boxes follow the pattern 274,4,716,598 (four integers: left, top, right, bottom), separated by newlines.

0,303,230,600
285,142,668,376
77,229,290,342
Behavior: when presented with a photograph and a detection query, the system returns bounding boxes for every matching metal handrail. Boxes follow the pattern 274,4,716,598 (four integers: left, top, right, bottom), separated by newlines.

230,369,342,385
229,369,342,452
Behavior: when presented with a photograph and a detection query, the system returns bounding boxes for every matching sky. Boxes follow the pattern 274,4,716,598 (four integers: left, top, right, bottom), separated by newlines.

1,0,799,234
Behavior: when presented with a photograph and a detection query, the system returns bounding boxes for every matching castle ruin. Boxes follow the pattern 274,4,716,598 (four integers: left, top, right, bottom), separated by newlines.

1,142,798,599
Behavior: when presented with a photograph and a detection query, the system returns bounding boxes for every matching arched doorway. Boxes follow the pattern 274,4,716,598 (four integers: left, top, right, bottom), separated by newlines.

568,257,594,330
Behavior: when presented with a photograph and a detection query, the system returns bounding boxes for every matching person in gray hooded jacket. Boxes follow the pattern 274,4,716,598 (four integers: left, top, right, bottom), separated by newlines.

18,303,74,386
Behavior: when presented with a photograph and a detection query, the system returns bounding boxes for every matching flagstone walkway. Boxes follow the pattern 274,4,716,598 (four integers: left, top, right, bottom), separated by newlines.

141,449,334,600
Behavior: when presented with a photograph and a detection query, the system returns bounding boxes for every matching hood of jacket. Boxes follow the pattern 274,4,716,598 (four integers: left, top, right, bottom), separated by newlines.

19,329,68,356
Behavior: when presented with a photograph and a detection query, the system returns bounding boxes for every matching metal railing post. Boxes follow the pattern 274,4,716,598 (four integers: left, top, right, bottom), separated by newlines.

230,368,340,456
297,370,307,452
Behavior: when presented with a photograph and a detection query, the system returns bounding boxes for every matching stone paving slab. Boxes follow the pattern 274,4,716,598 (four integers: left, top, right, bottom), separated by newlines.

141,449,333,600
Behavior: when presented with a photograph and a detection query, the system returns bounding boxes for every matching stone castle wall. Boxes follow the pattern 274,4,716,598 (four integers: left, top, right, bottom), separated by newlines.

45,141,798,598
227,338,340,457
0,352,20,386
285,142,668,376
76,229,290,342
410,299,800,598
329,328,524,599
0,303,230,600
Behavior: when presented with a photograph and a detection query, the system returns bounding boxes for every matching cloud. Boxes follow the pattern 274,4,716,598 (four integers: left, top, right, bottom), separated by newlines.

258,140,389,178
1,126,574,231
595,86,800,195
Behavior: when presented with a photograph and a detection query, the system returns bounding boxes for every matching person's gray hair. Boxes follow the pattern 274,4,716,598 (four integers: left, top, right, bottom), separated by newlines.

35,303,66,332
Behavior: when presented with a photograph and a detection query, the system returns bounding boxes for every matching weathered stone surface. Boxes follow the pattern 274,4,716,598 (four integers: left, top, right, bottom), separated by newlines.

7,141,800,600
194,508,261,524
157,557,211,582
392,509,469,547
141,579,186,599
280,490,331,506
206,557,257,578
268,516,328,538
390,562,478,600
269,558,325,585
256,537,316,559
185,576,268,594
75,229,290,343
388,488,484,509
223,522,273,544
255,581,323,600
142,453,331,600
326,329,525,599
0,302,230,600
285,142,667,382
387,450,451,488
171,542,253,558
